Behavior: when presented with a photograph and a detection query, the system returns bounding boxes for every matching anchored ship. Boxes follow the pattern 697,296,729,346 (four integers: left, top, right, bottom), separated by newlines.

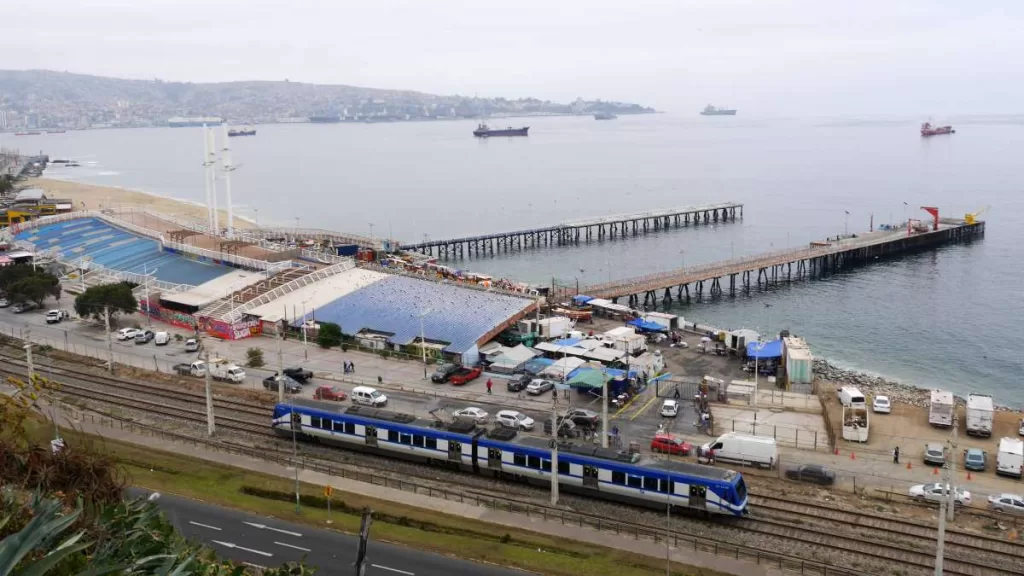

309,115,341,123
228,127,257,137
700,105,737,116
168,116,224,127
920,122,954,137
594,113,618,120
473,123,529,137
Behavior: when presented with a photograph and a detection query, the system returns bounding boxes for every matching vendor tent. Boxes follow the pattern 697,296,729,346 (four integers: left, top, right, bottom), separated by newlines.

524,357,553,375
627,318,666,332
566,369,609,389
488,344,541,374
573,295,594,305
746,339,784,359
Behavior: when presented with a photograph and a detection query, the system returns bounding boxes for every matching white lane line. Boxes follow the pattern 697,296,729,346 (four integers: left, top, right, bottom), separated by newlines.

371,565,415,575
188,521,222,531
243,563,267,570
274,541,311,552
212,540,274,557
243,521,303,537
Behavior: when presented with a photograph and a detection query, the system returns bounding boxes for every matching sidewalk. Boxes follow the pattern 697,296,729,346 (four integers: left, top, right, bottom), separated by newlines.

68,411,776,576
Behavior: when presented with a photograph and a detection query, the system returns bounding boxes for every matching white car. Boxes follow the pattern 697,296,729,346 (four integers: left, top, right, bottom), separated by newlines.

988,493,1024,516
661,399,679,418
1019,419,1024,437
872,395,891,414
909,483,971,506
116,327,140,341
496,410,535,431
526,379,554,396
452,407,489,424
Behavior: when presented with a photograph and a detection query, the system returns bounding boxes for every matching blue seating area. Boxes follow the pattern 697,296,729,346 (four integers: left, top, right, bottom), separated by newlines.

295,275,533,354
16,218,233,286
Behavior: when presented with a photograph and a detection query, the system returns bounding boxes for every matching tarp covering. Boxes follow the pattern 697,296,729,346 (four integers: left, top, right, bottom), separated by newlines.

552,337,582,347
573,295,594,304
487,344,540,374
566,369,609,389
627,318,667,332
524,357,554,375
746,339,784,359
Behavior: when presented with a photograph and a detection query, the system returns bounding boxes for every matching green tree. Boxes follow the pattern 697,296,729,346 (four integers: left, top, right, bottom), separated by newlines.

73,283,137,322
8,275,56,307
0,175,14,196
317,322,342,349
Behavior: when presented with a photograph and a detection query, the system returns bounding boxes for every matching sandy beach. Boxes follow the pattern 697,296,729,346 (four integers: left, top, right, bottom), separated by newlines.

23,178,256,230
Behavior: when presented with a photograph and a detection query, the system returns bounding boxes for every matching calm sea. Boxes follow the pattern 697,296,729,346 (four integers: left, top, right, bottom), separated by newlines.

3,115,1022,404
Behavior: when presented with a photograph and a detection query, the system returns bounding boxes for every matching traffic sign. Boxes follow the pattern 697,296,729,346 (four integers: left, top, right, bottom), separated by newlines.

323,485,333,498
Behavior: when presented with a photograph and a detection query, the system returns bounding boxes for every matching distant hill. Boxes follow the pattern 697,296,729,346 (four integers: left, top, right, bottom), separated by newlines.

0,69,654,129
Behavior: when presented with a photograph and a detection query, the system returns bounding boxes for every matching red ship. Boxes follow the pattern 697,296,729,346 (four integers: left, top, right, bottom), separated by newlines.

921,122,954,137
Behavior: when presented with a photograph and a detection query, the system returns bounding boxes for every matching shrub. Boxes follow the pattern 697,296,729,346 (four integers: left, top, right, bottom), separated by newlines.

246,347,265,368
317,322,342,349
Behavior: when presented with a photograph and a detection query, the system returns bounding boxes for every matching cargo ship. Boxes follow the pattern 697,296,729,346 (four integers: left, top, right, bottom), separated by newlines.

309,115,341,123
700,104,737,116
473,123,529,137
594,113,618,120
168,116,224,127
920,122,954,137
228,127,257,137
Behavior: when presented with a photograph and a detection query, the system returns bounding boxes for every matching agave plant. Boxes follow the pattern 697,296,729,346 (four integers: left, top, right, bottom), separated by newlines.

0,492,93,576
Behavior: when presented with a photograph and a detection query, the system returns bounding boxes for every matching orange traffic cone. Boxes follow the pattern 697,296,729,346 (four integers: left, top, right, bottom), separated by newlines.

850,452,856,460
834,448,839,456
967,471,972,481
933,467,939,475
906,462,912,470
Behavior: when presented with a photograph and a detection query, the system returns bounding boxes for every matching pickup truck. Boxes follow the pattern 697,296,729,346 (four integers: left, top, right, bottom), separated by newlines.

173,360,246,383
283,366,313,383
173,362,205,378
449,366,482,386
431,363,460,383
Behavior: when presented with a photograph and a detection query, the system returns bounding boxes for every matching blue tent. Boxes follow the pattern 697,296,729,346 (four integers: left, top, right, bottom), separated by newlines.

627,318,666,333
746,339,783,359
573,295,594,304
552,337,582,347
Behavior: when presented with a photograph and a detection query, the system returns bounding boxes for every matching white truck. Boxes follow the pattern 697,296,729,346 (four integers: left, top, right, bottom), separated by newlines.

173,359,246,383
519,317,573,339
842,405,869,442
966,394,994,437
929,389,954,427
997,437,1024,478
701,432,779,469
838,386,866,408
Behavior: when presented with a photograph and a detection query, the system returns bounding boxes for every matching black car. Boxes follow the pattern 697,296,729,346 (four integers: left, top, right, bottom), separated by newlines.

543,417,579,438
262,374,302,394
563,408,599,429
283,366,313,383
784,464,835,486
507,374,531,392
431,363,460,383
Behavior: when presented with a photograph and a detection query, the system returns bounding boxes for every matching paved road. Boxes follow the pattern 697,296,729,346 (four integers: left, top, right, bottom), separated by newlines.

130,488,529,576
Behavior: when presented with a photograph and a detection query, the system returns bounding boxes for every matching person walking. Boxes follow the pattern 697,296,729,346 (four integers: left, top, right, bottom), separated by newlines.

893,446,900,464
350,361,355,374
486,378,492,394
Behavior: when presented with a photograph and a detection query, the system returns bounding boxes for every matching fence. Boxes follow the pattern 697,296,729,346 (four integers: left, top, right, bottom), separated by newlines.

70,409,862,576
714,418,825,452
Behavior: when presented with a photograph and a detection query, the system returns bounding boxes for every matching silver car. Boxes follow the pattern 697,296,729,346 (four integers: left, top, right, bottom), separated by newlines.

923,443,946,466
526,379,554,395
989,494,1024,516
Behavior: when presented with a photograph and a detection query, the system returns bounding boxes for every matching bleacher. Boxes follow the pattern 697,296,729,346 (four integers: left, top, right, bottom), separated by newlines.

197,267,314,320
16,218,234,286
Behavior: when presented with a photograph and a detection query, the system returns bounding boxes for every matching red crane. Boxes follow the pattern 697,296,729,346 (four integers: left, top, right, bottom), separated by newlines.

921,206,939,231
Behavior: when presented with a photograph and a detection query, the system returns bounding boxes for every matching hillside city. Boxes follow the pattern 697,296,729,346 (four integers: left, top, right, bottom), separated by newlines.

0,69,655,131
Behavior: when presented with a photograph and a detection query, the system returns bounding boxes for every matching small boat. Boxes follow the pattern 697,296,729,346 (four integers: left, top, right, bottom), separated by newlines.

920,122,954,137
15,131,42,136
594,113,617,120
473,123,529,137
228,127,257,137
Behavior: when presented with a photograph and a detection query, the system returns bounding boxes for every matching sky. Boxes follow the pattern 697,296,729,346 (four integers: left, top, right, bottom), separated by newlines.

4,0,1023,116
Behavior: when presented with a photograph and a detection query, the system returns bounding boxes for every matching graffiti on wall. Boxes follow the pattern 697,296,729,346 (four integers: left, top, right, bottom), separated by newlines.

200,317,262,341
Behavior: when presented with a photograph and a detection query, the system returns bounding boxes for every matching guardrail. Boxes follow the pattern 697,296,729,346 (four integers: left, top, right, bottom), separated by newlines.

222,259,356,323
74,409,860,576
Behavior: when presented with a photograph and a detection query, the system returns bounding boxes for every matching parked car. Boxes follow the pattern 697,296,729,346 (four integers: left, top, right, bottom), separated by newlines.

506,374,531,392
283,366,314,383
0,298,9,308
872,395,891,414
923,443,946,466
184,338,200,352
449,366,483,386
452,406,489,424
45,309,69,324
544,417,579,438
1019,418,1024,437
154,331,170,345
431,363,460,383
351,386,388,407
988,493,1024,516
563,408,599,429
784,464,836,485
526,379,554,396
651,433,692,456
313,385,347,401
909,483,971,506
134,329,155,344
116,327,140,341
661,399,679,418
11,302,37,314
964,448,987,472
263,374,302,394
496,410,535,431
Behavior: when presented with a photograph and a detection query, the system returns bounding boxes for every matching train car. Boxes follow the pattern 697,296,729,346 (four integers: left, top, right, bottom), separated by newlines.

272,400,747,517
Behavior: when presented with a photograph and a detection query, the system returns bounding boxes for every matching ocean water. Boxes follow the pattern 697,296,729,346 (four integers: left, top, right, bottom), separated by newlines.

3,115,1022,404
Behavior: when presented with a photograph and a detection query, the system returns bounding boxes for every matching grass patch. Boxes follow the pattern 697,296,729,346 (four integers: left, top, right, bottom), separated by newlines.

23,419,731,576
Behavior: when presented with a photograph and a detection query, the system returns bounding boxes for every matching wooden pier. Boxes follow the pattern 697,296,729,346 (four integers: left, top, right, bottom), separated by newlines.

400,202,743,259
573,220,985,307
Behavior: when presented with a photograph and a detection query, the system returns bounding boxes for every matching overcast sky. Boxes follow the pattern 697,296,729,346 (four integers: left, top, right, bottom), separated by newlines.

5,1,1022,116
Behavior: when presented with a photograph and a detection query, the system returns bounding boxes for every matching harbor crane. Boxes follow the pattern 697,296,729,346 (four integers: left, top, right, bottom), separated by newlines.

964,206,990,225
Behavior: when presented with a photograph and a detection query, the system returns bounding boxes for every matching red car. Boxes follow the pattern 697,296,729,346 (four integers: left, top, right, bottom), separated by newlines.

449,366,482,386
651,433,692,456
313,385,347,401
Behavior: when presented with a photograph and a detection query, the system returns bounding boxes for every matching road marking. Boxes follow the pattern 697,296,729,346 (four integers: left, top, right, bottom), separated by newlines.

212,540,274,557
243,521,303,537
274,541,311,552
613,394,638,416
630,395,661,421
243,563,267,570
188,521,222,531
371,565,415,575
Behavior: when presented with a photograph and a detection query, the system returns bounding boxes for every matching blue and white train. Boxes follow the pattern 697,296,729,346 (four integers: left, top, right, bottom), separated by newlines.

272,400,748,517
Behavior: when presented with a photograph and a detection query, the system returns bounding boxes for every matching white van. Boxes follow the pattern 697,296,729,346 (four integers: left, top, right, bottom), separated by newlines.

838,386,866,408
702,432,779,469
351,386,388,407
154,331,170,346
997,437,1024,479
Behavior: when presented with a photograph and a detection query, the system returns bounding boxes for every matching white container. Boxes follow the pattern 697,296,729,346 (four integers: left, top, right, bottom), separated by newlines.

702,432,779,469
842,406,869,442
997,437,1023,478
929,390,954,427
966,394,994,437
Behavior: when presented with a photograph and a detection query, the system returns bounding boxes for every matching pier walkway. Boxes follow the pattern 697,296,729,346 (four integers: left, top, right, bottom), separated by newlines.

400,202,743,259
572,220,985,307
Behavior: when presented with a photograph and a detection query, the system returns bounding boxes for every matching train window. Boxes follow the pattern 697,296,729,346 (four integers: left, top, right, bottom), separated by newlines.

627,475,642,489
659,479,674,494
643,477,658,491
413,435,425,447
542,459,551,472
489,448,502,460
345,422,356,434
611,471,625,485
309,417,321,428
584,465,598,479
388,430,399,442
514,453,527,466
558,461,570,475
426,437,437,450
528,455,541,469
400,433,412,445
735,478,747,501
366,426,377,438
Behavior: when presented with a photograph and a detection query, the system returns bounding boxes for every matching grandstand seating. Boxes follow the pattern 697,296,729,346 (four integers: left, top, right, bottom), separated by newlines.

16,218,233,286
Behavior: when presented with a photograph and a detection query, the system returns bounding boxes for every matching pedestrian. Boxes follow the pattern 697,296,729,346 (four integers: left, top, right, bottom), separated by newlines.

893,446,900,464
377,375,383,385
350,361,355,374
673,387,680,399
486,378,492,394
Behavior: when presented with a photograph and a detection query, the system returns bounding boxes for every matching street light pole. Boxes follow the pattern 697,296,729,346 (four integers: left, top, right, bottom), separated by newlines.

601,376,609,448
551,392,559,506
665,483,672,576
417,308,432,379
103,305,113,373
203,347,215,436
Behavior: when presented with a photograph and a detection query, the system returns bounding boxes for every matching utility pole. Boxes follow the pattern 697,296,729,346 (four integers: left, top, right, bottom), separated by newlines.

278,327,285,404
292,402,301,514
947,413,958,522
936,461,948,575
601,376,609,449
24,327,34,381
203,347,215,436
103,305,113,373
221,123,235,239
551,391,559,506
665,483,672,576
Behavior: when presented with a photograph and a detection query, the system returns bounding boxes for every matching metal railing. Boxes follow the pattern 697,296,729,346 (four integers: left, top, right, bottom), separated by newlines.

360,262,536,301
221,259,356,323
